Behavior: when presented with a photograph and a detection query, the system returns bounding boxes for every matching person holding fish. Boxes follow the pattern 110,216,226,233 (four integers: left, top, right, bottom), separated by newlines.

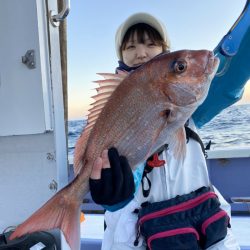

11,11,249,250
89,13,241,250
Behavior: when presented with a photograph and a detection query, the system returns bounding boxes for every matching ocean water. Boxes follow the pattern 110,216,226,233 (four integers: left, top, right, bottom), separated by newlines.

197,104,250,150
68,104,250,157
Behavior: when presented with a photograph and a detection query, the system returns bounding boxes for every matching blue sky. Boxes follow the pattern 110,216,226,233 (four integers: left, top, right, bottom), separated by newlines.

67,0,248,120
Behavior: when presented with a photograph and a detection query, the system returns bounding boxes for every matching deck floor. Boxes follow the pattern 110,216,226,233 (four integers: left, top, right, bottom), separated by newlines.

81,214,104,240
231,215,250,249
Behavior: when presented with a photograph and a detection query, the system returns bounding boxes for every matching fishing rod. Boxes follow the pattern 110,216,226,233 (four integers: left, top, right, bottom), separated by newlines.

215,0,250,76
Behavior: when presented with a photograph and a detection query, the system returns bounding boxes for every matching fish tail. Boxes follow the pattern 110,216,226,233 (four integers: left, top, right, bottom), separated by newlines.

9,182,82,250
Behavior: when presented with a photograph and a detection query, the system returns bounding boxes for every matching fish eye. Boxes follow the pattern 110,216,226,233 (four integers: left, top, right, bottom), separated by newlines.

165,109,171,118
173,60,187,73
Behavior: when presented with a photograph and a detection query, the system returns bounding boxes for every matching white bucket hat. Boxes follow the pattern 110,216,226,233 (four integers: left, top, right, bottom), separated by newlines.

115,12,171,60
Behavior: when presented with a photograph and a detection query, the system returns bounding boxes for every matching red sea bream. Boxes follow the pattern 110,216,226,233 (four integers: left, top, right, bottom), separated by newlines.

10,50,219,250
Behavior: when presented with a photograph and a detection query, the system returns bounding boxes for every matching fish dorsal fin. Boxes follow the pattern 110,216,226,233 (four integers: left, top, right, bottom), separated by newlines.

85,71,128,133
74,71,128,175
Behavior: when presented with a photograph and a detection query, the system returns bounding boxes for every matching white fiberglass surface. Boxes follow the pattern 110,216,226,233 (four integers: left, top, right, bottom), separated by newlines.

81,214,104,240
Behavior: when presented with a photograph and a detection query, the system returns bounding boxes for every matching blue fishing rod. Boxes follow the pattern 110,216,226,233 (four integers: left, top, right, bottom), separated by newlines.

215,0,250,76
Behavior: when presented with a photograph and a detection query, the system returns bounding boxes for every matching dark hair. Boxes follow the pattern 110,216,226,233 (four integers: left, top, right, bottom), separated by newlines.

120,23,168,55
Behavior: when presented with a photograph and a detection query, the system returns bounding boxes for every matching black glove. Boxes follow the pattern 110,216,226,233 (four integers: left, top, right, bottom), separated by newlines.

89,147,135,205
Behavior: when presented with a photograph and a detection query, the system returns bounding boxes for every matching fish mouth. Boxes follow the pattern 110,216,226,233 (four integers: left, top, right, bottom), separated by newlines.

204,51,220,75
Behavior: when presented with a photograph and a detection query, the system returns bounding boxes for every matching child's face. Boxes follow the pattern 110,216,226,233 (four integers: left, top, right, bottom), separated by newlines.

122,31,163,67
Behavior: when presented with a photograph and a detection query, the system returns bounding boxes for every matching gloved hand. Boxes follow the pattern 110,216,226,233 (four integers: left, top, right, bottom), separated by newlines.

89,147,135,205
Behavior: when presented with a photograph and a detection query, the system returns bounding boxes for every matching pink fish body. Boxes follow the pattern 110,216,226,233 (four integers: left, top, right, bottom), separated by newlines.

10,50,219,250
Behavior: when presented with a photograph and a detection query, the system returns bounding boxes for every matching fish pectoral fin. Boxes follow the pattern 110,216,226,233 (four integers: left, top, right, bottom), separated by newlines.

168,127,186,163
9,184,82,250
